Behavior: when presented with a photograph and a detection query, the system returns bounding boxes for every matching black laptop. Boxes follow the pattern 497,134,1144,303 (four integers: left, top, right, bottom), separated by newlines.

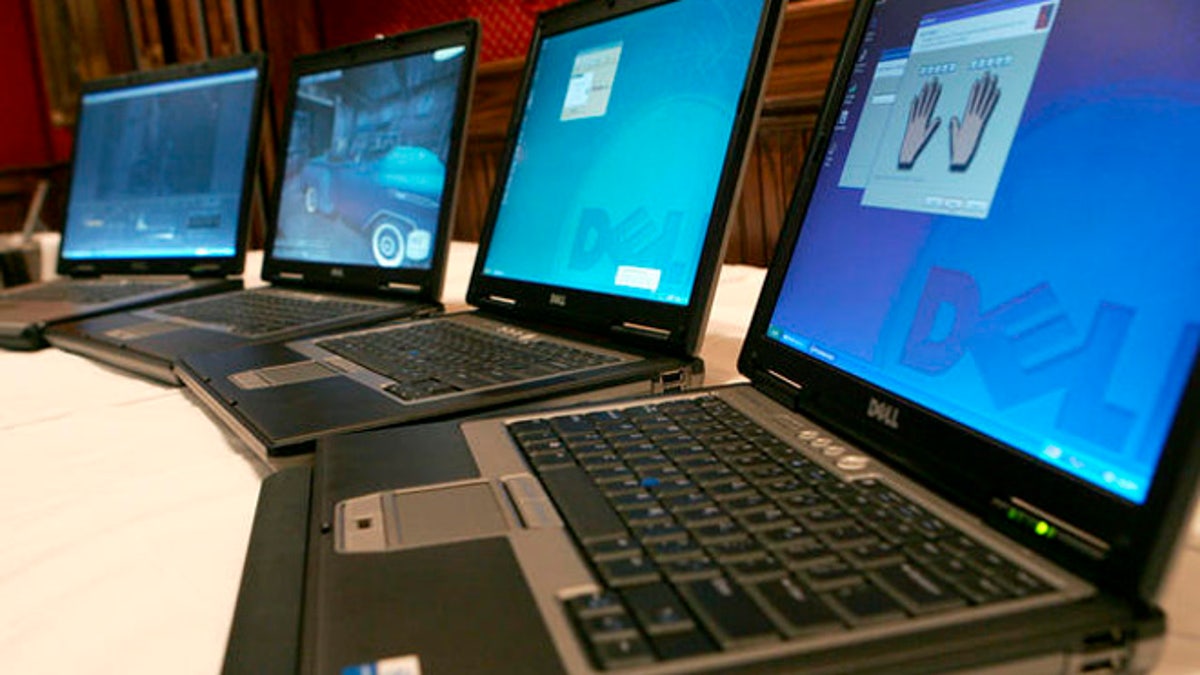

177,0,786,459
45,23,479,384
225,0,1200,672
0,54,266,351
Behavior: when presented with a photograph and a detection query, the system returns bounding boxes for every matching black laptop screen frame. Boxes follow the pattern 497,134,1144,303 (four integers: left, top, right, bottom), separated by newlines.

260,20,479,301
56,53,266,279
738,0,1200,599
465,0,784,357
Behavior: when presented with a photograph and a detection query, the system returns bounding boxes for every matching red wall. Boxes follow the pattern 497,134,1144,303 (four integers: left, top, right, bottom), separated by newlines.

317,0,570,61
0,1,53,169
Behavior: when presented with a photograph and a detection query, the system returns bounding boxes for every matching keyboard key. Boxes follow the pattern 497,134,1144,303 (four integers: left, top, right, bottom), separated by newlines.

598,556,661,587
592,635,655,669
538,465,627,544
567,591,624,619
826,582,908,626
587,537,642,562
678,577,780,648
648,629,717,661
797,558,862,591
582,613,639,641
729,555,787,582
753,577,844,637
621,582,695,635
779,540,838,570
842,541,905,568
871,562,967,614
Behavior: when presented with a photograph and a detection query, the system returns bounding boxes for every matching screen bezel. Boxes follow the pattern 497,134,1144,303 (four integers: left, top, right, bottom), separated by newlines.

57,52,267,278
260,20,479,300
465,0,785,356
737,0,1200,598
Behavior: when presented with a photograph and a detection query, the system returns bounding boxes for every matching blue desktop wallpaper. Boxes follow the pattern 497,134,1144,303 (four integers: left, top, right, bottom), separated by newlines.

61,69,259,260
768,0,1200,503
482,0,765,306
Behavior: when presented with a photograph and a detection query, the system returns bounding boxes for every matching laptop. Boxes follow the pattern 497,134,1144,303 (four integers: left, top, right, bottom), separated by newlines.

45,22,480,384
225,0,1200,672
0,54,266,351
177,0,787,459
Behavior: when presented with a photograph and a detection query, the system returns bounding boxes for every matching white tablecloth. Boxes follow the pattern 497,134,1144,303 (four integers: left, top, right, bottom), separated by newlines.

1,238,1197,673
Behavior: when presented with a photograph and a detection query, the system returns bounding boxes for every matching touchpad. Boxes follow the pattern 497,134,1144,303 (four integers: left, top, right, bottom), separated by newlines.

106,320,182,342
392,483,511,548
230,360,339,389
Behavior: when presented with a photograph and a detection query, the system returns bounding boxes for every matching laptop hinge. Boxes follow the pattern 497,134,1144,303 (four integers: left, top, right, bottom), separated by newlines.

994,497,1110,560
614,322,671,341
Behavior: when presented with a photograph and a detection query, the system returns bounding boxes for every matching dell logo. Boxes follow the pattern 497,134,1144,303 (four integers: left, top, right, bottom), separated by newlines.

331,267,345,278
867,397,901,430
550,293,567,307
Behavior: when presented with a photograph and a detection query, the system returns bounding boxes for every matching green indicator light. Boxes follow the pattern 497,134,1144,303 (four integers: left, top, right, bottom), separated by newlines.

1035,521,1050,536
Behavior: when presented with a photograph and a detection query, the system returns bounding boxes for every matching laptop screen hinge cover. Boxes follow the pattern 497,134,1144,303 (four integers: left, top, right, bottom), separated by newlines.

995,497,1110,560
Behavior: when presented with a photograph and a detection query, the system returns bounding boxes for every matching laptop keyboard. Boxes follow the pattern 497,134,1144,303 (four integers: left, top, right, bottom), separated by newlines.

155,289,391,337
2,279,178,304
505,395,1053,669
315,320,622,402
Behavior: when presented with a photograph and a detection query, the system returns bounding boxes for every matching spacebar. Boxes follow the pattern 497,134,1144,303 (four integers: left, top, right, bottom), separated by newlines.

537,465,627,544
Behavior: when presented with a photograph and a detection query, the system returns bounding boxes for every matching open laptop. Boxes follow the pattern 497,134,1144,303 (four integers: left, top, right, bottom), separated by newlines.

177,0,787,459
0,54,266,351
225,0,1200,672
45,22,479,384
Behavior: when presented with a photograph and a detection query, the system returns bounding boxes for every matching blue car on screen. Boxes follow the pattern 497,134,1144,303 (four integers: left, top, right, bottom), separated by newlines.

299,145,445,268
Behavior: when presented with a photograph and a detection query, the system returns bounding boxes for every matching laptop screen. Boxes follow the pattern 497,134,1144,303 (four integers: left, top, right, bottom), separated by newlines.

766,0,1200,504
270,45,469,270
480,0,765,306
60,67,260,261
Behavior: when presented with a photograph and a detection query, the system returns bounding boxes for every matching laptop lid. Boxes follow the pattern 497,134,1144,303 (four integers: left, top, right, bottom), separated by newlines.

261,21,479,300
56,53,266,278
740,0,1200,600
467,0,784,355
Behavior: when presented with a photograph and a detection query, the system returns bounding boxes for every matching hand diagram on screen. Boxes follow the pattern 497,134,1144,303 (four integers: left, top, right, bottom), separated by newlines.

949,72,1000,171
898,78,942,170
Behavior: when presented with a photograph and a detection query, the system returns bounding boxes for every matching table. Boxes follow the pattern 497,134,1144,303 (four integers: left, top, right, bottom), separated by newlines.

1,239,1197,673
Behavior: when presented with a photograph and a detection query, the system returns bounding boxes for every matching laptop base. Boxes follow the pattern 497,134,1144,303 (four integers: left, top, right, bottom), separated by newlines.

178,336,704,459
0,277,243,352
45,298,438,386
225,414,1165,675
